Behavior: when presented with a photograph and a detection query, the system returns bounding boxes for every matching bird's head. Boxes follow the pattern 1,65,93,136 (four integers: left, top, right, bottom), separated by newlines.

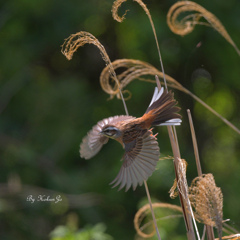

100,125,121,139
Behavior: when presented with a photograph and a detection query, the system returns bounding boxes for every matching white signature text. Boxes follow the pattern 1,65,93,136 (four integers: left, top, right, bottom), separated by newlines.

26,195,62,204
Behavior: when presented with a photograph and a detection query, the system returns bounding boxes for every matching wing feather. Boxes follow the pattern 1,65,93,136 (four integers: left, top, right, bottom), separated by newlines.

111,168,124,188
129,164,140,190
110,130,160,191
80,115,135,159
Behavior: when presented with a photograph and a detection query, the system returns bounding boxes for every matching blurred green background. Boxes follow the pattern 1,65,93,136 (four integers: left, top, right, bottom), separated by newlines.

0,0,240,239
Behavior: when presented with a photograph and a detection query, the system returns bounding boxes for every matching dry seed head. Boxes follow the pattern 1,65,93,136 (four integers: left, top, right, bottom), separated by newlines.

112,0,151,23
112,0,129,22
100,59,185,99
61,31,121,97
189,173,223,239
167,1,240,55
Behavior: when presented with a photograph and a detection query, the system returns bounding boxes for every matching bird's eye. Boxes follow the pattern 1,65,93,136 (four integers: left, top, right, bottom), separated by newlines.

102,127,118,137
105,130,115,136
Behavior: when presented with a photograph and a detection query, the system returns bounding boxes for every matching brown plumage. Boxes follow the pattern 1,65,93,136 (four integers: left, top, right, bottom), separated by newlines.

80,87,181,191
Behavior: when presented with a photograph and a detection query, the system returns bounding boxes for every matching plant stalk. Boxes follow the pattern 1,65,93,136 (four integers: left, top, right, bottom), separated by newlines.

187,109,215,240
144,181,161,240
167,126,197,240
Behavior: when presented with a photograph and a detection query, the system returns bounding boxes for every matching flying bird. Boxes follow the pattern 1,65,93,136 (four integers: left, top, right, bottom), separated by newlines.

80,87,181,191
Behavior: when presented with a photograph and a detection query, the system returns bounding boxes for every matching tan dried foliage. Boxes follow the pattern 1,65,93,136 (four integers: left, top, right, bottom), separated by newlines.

100,58,186,100
215,234,240,240
112,0,151,23
61,31,106,61
112,0,128,22
61,31,120,96
189,173,223,239
167,1,240,55
134,202,182,238
177,158,188,196
159,155,174,161
112,0,163,74
169,158,188,200
169,178,178,199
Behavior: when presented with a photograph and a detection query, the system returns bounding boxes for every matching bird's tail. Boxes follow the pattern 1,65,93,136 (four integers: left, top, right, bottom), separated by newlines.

143,87,182,126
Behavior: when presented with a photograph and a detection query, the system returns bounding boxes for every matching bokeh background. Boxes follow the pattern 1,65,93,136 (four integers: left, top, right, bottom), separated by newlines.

0,0,240,239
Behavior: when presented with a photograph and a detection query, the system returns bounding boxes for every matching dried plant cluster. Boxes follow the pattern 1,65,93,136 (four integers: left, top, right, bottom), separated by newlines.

167,1,240,56
189,174,223,239
62,0,240,239
61,31,120,93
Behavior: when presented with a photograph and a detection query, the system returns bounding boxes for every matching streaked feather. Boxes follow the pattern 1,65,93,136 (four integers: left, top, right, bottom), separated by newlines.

80,115,135,159
110,130,160,191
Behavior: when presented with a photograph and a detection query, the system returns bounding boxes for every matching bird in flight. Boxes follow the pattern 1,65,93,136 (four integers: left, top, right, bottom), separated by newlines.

80,87,181,191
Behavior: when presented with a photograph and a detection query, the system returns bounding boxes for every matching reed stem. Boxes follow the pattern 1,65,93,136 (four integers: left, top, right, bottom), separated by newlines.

144,181,161,240
187,109,215,240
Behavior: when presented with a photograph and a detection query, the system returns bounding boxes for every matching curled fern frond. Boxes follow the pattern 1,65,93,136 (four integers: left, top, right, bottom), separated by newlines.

100,58,184,99
112,0,129,22
134,202,182,238
61,31,120,97
167,1,240,55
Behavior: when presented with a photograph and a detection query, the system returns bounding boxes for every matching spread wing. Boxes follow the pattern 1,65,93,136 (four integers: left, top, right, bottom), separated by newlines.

110,130,160,191
80,115,135,159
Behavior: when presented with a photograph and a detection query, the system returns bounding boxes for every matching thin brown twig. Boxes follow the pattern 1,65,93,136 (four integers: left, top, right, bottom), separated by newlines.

143,181,162,240
187,109,202,176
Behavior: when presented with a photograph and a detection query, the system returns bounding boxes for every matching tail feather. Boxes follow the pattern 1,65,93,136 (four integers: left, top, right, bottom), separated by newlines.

145,87,181,126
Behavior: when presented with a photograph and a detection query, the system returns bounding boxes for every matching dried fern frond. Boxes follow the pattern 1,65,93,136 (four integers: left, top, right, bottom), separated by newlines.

167,1,240,56
61,31,130,114
112,0,166,84
112,0,151,23
112,0,129,22
61,31,106,61
189,173,223,239
134,202,182,238
100,58,185,99
61,31,120,96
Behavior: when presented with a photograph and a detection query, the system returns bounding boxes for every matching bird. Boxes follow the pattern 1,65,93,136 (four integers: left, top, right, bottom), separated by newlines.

80,86,182,191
